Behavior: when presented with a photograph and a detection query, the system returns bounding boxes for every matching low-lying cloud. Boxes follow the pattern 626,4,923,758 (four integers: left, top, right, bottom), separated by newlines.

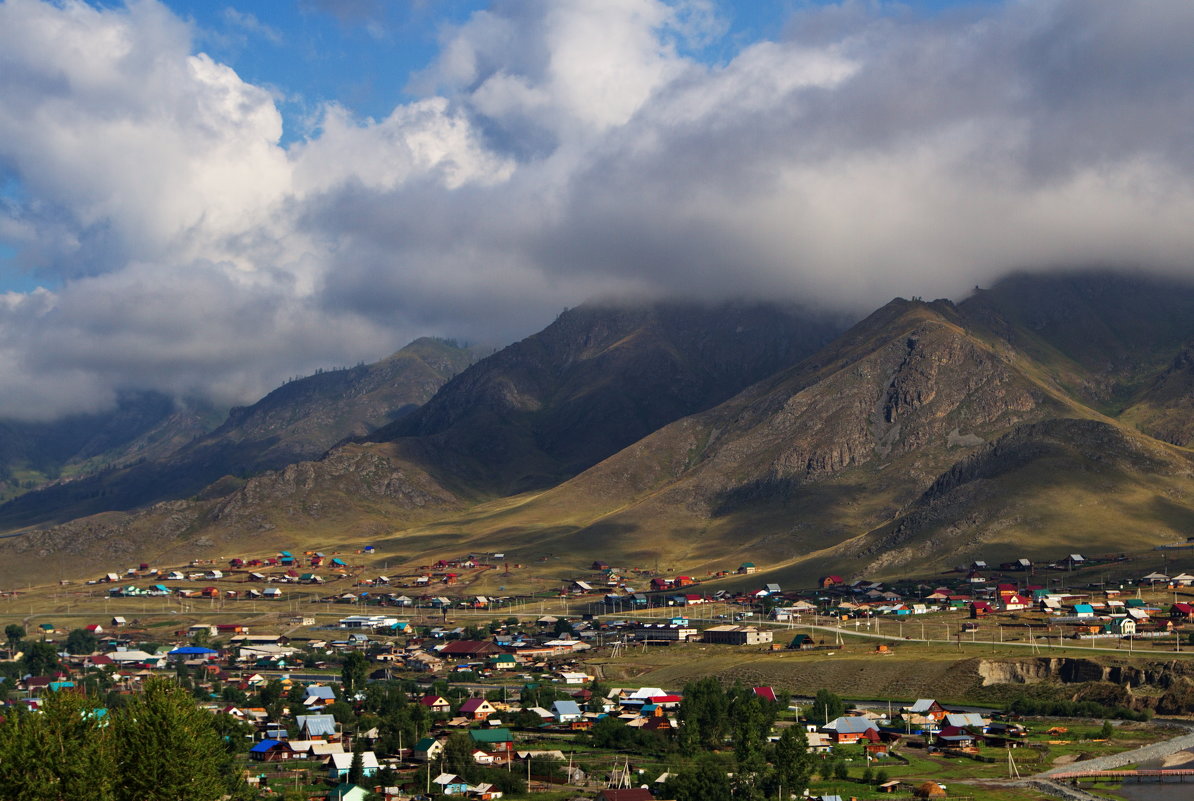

1,0,1194,419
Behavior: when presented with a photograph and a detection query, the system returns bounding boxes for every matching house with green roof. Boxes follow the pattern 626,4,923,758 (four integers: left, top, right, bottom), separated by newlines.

469,728,513,755
413,737,444,762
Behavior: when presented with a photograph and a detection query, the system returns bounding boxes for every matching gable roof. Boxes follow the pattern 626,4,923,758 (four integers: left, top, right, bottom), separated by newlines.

470,728,513,744
329,752,379,770
824,716,879,733
551,700,582,716
296,714,337,736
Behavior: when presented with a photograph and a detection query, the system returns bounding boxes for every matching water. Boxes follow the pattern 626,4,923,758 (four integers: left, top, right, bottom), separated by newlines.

1112,778,1194,801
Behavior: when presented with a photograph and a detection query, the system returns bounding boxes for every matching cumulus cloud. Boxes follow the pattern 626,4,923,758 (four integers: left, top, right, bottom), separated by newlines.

1,0,1194,418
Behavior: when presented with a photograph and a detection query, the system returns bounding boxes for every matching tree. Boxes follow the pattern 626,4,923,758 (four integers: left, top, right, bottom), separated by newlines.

664,754,733,801
341,650,369,695
65,627,99,655
443,733,475,777
20,641,59,676
1100,720,1115,739
811,689,845,726
347,737,365,785
768,725,816,798
678,677,730,753
113,678,230,801
0,689,116,801
4,624,24,648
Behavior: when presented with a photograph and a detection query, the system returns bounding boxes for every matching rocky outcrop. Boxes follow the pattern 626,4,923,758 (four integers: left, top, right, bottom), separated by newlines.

977,657,1194,688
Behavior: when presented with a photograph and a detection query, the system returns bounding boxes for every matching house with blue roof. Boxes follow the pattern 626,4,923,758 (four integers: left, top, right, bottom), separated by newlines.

551,700,583,723
249,739,293,762
296,713,338,739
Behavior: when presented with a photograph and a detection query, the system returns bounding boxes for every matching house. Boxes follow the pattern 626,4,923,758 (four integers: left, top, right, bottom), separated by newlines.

906,699,948,721
297,714,338,740
413,737,445,762
970,601,994,618
249,739,294,762
1001,593,1031,612
327,784,370,801
432,774,471,796
1171,603,1194,620
937,726,978,748
460,697,497,720
305,685,336,704
700,625,773,645
819,575,843,587
944,712,989,730
596,791,655,801
327,752,379,781
1107,617,1136,636
469,728,514,756
551,700,582,723
438,640,503,659
420,695,452,714
822,716,880,744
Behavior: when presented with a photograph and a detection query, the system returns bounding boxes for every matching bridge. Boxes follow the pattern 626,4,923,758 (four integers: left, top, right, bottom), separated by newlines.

1049,768,1194,780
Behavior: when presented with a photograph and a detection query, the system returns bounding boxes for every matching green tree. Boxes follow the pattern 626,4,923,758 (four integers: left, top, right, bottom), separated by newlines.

731,687,769,790
347,737,365,785
341,650,369,695
326,700,357,727
664,754,733,801
1100,720,1115,739
811,689,845,726
4,624,24,648
763,726,816,799
0,689,116,801
443,733,475,777
20,641,59,676
65,628,99,655
678,676,730,753
112,678,230,801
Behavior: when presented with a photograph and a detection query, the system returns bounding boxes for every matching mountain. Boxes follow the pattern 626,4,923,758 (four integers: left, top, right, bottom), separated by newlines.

431,297,1079,573
7,272,1194,587
0,392,222,503
0,338,476,530
958,270,1194,412
367,301,851,496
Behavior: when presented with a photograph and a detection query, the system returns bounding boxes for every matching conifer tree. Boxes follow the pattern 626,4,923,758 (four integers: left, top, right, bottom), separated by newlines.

113,678,228,801
0,689,115,801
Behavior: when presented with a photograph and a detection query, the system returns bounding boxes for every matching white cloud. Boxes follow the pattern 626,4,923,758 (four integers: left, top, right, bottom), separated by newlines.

3,0,1194,418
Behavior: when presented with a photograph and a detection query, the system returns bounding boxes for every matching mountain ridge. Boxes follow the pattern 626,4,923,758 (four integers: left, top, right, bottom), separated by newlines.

5,272,1194,585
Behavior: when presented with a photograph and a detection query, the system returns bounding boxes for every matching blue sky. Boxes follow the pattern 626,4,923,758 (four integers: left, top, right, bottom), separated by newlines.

0,0,1191,418
0,0,983,293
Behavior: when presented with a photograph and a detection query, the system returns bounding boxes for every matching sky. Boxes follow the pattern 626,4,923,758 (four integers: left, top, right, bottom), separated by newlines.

1,0,1193,420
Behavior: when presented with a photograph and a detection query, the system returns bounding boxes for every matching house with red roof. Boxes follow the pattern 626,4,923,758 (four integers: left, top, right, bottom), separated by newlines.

419,695,451,714
753,686,777,703
460,697,497,721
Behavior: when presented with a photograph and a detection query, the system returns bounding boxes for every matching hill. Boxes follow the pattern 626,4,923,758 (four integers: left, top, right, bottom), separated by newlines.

0,392,223,503
366,301,851,496
0,338,476,530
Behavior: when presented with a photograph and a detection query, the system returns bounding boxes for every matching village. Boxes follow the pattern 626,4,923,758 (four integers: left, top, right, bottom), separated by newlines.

5,545,1194,801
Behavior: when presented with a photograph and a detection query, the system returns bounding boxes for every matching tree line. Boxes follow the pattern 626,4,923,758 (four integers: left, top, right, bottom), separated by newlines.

0,679,250,801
